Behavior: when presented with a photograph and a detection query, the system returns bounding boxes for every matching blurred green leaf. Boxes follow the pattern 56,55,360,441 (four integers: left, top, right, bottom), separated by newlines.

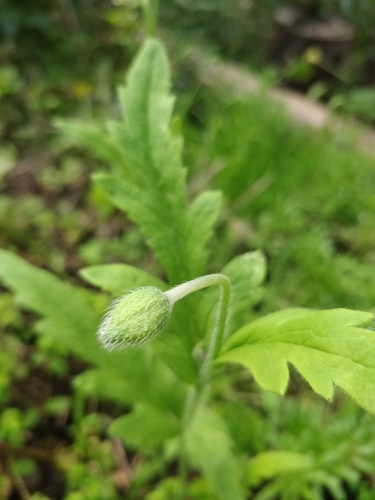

248,451,314,486
186,407,245,500
80,264,166,295
109,405,180,450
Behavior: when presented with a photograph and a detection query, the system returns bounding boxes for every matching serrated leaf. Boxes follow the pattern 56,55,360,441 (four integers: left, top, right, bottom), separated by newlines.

90,38,189,284
185,407,245,500
218,308,375,413
93,172,186,283
80,264,166,295
116,39,186,199
109,405,179,450
60,40,220,286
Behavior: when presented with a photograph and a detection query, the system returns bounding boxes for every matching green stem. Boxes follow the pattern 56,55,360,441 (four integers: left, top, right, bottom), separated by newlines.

178,385,197,498
166,274,231,372
141,0,158,37
166,274,231,494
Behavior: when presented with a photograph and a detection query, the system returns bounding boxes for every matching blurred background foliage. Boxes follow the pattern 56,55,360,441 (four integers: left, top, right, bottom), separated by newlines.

0,0,140,144
162,0,375,119
1,0,375,498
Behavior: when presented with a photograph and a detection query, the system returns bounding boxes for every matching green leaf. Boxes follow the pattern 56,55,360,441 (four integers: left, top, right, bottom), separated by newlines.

185,407,245,500
0,250,187,417
55,120,133,181
116,39,185,199
73,369,137,406
185,190,222,275
247,451,314,486
109,346,187,417
60,39,221,286
80,264,166,295
144,478,183,500
93,173,186,283
218,308,375,413
109,405,179,450
59,38,188,283
198,251,266,342
223,250,266,334
0,249,102,363
153,331,198,384
90,38,189,284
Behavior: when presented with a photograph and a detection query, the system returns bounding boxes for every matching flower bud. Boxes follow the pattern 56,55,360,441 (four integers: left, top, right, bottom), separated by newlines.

97,287,173,350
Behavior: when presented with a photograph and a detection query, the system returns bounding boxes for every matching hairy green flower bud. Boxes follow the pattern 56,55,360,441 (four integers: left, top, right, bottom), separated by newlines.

97,287,173,350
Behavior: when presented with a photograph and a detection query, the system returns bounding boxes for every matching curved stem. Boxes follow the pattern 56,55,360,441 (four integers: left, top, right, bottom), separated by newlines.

200,275,231,386
166,274,230,380
167,274,231,495
166,273,230,304
166,273,231,408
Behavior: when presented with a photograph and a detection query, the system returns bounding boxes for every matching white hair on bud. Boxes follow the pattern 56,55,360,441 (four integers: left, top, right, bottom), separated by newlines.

97,287,173,351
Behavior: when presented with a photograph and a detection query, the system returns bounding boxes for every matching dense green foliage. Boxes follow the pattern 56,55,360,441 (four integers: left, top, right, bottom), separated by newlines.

182,91,375,313
0,0,141,143
1,34,375,500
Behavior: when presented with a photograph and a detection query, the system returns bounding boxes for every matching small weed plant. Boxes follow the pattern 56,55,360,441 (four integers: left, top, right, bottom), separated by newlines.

1,39,375,499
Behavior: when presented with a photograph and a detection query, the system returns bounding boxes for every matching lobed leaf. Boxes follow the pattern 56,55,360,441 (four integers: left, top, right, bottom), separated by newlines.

218,308,375,413
60,39,223,370
66,39,186,283
60,40,221,285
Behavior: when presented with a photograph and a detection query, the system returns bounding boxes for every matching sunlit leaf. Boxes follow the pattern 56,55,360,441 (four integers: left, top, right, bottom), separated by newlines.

218,308,375,412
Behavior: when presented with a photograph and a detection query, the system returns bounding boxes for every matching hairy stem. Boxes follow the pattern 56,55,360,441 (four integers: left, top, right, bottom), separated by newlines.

166,274,231,495
166,274,231,391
